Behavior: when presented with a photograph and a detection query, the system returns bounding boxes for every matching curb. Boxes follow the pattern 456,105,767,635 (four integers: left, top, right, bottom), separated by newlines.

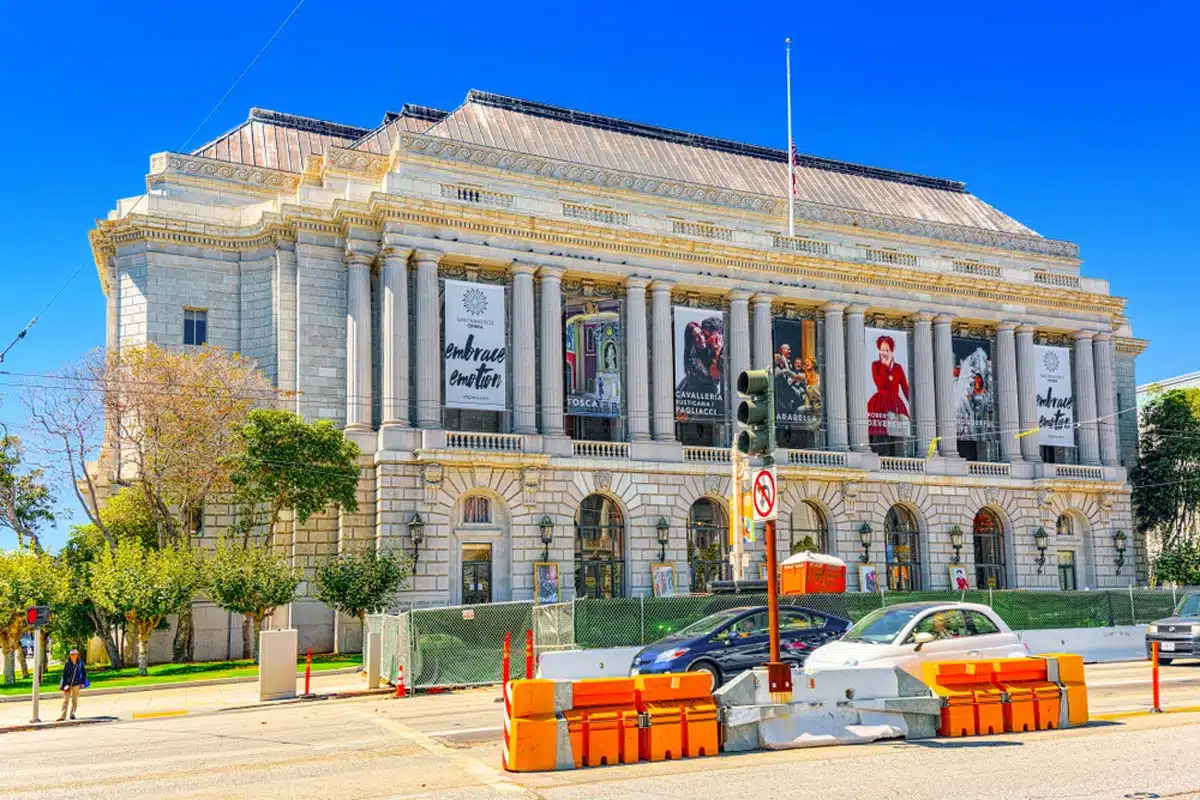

0,717,116,735
0,666,360,704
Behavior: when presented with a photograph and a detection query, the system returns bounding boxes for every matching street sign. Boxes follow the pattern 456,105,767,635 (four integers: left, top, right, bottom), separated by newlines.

26,606,49,628
752,467,777,521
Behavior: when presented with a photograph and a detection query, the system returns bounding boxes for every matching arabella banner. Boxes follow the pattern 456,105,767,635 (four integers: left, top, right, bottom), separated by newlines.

772,318,821,429
444,280,506,411
1035,344,1074,447
673,306,725,421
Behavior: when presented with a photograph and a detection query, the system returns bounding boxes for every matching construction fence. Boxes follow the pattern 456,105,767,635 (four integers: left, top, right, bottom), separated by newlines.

367,586,1197,691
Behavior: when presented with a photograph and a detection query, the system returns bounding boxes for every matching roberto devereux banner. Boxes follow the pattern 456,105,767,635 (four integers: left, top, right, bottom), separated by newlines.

673,307,725,421
1035,344,1074,447
444,280,506,411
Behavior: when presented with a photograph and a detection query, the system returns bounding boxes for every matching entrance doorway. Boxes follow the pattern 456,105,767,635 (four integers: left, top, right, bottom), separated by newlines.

461,544,493,605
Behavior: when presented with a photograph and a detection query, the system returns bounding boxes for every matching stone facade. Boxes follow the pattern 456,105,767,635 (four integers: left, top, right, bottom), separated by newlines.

90,94,1147,652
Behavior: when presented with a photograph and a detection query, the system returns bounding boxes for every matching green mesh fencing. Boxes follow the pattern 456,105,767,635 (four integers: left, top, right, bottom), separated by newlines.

408,601,534,688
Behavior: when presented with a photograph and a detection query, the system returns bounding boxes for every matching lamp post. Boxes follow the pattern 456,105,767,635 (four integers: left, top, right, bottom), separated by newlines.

656,517,670,562
539,515,554,562
1114,529,1127,575
949,525,964,565
1033,526,1048,574
858,522,873,564
409,512,425,565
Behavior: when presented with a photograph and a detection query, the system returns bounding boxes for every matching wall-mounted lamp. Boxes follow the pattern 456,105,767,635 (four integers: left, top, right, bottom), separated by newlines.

656,517,671,562
409,512,425,565
949,525,964,564
858,522,873,563
1113,529,1127,575
539,515,554,561
1033,526,1049,574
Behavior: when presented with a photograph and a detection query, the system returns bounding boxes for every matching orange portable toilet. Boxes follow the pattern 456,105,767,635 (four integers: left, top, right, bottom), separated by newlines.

781,552,847,595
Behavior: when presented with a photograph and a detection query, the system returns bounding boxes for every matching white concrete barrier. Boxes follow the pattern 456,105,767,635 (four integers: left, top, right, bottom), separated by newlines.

1018,625,1147,663
536,647,641,680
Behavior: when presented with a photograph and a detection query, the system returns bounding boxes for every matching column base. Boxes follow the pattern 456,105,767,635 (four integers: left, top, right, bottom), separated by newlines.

631,440,683,462
343,426,378,455
378,424,421,452
542,434,573,456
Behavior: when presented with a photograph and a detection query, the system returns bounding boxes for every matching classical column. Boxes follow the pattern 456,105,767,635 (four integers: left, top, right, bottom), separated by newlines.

1073,330,1101,465
414,250,442,429
844,305,869,452
752,294,774,371
651,281,676,442
729,290,751,391
912,312,937,458
345,251,373,431
1016,324,1041,462
379,247,411,429
1093,332,1119,466
995,322,1020,462
539,267,565,436
626,278,651,441
933,315,957,457
511,264,537,434
822,302,848,452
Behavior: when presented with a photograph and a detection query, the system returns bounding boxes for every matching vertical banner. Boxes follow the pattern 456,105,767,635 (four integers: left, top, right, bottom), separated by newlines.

1035,345,1075,447
564,307,621,417
673,307,725,421
772,318,822,429
865,327,911,437
952,338,995,441
443,280,506,411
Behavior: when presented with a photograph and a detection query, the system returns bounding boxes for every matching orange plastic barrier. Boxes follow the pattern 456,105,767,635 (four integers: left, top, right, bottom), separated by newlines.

1040,653,1088,727
564,707,640,767
634,674,719,761
990,658,1061,733
921,661,1002,737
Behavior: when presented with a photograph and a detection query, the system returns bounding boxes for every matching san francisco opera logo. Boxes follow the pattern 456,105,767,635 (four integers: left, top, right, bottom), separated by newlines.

1042,350,1060,373
462,287,488,317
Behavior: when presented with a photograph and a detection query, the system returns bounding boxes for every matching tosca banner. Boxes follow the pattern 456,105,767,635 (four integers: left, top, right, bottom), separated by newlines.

866,327,911,438
443,280,506,411
772,318,821,429
1035,344,1075,447
953,338,995,441
673,307,725,421
564,305,621,418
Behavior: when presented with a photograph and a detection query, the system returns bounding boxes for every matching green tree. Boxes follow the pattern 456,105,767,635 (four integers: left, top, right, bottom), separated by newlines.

0,550,64,683
1152,541,1200,586
91,540,199,675
315,550,410,654
1132,388,1200,553
229,409,360,542
206,541,301,662
0,430,55,553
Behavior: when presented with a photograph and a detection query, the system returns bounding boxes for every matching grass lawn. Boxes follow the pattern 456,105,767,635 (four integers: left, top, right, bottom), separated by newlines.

0,653,360,697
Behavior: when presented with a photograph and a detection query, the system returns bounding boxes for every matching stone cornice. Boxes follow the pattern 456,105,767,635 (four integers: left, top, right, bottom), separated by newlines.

148,152,300,196
394,132,1080,260
1115,337,1149,356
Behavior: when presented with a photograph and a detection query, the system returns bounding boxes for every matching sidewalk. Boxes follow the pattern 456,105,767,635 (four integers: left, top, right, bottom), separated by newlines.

0,669,375,732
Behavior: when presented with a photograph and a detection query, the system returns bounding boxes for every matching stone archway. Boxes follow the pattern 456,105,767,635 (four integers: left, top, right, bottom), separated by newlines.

574,493,628,599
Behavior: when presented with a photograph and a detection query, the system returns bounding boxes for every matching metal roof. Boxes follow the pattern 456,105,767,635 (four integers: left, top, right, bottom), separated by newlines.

352,104,449,154
191,108,369,173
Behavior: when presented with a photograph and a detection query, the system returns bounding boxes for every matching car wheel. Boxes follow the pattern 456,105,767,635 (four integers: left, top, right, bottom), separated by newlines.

688,661,721,690
1157,657,1174,666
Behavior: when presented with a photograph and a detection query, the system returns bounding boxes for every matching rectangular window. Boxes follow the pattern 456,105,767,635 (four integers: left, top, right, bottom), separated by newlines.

463,496,492,525
183,309,208,346
1057,551,1077,591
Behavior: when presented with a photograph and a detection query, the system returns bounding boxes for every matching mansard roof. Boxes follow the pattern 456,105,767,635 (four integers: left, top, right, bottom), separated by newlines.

190,91,1037,238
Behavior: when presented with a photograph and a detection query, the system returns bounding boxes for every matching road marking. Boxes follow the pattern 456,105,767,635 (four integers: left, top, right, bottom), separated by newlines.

423,725,505,738
364,713,530,796
1091,705,1200,721
1089,676,1200,688
130,709,188,719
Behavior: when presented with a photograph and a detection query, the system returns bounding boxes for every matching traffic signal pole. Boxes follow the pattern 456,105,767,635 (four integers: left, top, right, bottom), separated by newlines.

30,625,41,724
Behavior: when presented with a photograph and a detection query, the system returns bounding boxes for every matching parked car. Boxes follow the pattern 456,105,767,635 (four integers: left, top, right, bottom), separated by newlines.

20,633,34,658
630,605,850,687
804,601,1026,676
1146,592,1200,664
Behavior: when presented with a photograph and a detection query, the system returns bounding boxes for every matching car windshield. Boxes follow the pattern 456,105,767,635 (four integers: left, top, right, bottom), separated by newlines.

842,607,926,644
671,609,750,638
1177,594,1200,617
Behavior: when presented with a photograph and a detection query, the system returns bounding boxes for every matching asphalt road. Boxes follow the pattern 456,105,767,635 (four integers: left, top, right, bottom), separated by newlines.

3,661,1199,800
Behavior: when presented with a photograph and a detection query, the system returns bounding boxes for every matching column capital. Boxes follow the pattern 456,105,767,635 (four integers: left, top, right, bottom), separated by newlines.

728,289,752,303
823,300,846,314
650,279,674,294
626,276,650,291
1016,323,1037,336
1072,329,1097,342
510,262,538,277
752,293,774,307
412,248,443,266
1093,331,1113,342
380,246,412,262
912,310,936,324
345,251,373,269
846,303,869,316
996,320,1018,332
538,266,564,281
933,313,955,326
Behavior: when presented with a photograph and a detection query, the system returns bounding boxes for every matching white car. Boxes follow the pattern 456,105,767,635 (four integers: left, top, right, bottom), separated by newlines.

804,601,1027,676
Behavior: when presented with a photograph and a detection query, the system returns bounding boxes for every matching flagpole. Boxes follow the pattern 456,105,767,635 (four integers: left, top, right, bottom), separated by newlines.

786,37,795,237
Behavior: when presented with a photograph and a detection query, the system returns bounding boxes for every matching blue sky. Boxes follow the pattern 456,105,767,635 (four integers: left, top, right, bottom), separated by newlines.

1,0,1197,549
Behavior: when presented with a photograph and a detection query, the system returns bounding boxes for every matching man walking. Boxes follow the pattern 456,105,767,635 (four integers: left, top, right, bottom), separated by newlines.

57,649,88,721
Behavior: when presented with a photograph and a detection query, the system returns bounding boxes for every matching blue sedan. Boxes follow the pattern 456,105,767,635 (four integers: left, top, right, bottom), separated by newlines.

630,605,851,687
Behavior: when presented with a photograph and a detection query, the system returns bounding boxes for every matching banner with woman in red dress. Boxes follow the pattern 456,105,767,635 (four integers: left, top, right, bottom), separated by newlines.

865,327,911,438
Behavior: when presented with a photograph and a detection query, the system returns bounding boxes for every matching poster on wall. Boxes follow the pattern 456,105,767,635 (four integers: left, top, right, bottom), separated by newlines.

564,306,621,418
673,307,725,421
1034,345,1075,447
953,338,995,441
534,562,560,605
772,318,821,429
443,280,506,411
651,563,677,597
865,327,911,437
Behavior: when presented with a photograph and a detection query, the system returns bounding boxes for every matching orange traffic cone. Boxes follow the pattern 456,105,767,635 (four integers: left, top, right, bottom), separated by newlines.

394,665,407,698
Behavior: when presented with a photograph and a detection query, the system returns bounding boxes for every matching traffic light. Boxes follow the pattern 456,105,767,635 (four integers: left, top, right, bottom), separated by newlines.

736,369,775,456
26,606,49,628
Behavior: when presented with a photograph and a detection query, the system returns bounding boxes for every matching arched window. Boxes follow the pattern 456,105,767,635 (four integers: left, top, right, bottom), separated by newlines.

884,505,921,590
688,498,728,592
790,502,828,555
1056,514,1073,537
973,509,1006,589
575,495,624,599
